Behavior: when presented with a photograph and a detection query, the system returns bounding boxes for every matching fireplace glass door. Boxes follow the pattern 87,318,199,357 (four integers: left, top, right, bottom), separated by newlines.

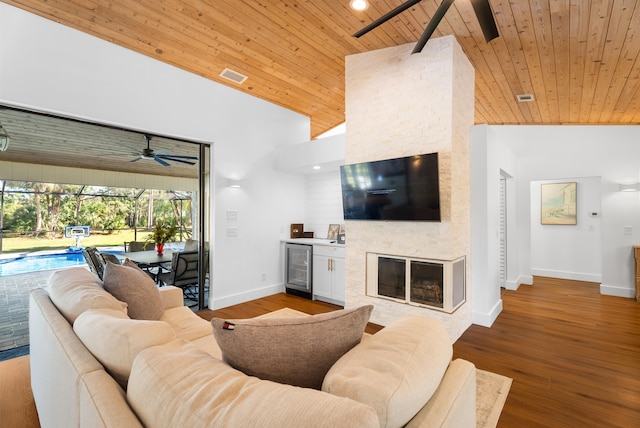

377,257,405,300
410,260,444,308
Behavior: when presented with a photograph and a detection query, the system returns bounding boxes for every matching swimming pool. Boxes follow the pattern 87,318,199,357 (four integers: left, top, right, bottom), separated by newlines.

0,250,120,276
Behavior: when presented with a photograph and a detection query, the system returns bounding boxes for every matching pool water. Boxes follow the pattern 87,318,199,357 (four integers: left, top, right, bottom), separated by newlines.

0,252,88,276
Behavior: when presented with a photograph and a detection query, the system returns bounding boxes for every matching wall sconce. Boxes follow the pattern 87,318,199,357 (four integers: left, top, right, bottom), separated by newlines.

619,183,640,192
227,179,242,188
0,123,10,152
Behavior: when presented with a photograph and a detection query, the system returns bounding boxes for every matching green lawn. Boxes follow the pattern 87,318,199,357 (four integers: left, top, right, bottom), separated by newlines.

0,230,154,253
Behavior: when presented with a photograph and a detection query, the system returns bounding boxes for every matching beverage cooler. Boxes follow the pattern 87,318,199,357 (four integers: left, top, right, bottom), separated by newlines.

285,243,312,298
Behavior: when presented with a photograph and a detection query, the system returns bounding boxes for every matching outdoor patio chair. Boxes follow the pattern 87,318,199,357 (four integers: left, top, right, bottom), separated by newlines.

157,250,209,305
125,241,154,252
81,248,98,277
99,252,121,266
82,247,105,280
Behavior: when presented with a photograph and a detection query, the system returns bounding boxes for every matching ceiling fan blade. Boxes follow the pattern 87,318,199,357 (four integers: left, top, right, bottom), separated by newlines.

470,0,499,42
154,157,170,167
159,155,198,160
130,157,142,163
353,0,422,38
411,0,454,54
157,155,196,166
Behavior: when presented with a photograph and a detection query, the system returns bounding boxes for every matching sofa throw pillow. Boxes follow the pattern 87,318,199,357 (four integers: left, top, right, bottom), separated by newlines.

74,308,177,389
103,259,163,320
211,305,373,390
48,267,128,324
322,315,453,428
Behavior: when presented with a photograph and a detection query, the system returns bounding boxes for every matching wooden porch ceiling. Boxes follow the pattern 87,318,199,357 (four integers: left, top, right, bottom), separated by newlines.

3,0,640,139
0,106,202,178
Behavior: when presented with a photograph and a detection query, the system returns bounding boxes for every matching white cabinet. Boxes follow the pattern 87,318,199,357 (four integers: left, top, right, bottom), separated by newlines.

313,245,345,305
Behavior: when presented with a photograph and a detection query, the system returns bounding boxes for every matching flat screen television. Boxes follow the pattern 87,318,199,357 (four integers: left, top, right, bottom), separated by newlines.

340,153,441,222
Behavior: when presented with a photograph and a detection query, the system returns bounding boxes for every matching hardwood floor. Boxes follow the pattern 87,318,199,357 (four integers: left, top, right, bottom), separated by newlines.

453,277,640,428
198,292,385,335
2,279,638,427
0,355,39,427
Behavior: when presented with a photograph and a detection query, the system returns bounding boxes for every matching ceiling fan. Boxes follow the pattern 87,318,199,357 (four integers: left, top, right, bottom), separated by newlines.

130,134,198,167
353,0,499,54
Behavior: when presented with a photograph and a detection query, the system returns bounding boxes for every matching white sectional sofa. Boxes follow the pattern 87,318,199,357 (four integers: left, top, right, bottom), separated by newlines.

29,266,476,427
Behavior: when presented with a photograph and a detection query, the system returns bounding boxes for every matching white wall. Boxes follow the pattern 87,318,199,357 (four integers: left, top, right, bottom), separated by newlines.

213,153,307,308
470,125,519,327
273,133,346,236
530,177,602,282
0,4,310,308
303,171,344,238
478,125,640,301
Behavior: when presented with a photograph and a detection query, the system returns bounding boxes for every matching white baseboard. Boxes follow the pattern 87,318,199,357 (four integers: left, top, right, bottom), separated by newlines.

504,275,533,290
599,283,635,298
472,299,503,328
530,268,602,283
208,283,285,310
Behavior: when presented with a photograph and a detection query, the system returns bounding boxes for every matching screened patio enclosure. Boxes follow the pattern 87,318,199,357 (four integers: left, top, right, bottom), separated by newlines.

0,179,196,251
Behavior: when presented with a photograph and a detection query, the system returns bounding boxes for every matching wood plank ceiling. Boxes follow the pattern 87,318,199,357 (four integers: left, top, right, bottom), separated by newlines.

3,0,640,139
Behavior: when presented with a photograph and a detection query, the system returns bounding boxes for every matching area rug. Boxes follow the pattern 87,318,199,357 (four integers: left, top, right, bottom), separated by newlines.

256,308,512,428
475,369,512,428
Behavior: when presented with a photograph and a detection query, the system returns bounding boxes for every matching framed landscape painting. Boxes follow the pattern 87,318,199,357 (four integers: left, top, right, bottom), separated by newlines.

541,182,577,225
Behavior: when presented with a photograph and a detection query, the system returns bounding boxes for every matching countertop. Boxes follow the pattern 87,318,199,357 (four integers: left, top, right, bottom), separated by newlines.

281,238,344,247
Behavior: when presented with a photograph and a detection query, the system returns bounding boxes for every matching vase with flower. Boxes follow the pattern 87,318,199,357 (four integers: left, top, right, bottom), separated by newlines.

146,220,178,256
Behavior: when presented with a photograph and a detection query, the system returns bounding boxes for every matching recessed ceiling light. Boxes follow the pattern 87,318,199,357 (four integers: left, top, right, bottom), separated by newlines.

516,93,535,102
350,0,369,11
313,165,321,170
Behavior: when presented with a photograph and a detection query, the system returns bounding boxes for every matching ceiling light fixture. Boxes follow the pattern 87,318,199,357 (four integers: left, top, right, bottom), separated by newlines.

350,0,369,11
0,123,10,152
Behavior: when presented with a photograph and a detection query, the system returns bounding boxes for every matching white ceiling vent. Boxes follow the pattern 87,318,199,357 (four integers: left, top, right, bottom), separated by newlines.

516,93,535,102
220,68,248,84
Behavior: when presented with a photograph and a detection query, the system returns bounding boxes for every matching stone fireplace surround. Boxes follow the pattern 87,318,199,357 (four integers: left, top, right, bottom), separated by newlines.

366,253,466,314
343,36,474,341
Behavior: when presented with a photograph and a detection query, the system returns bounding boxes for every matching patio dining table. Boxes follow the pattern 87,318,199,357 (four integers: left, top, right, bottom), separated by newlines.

119,250,174,267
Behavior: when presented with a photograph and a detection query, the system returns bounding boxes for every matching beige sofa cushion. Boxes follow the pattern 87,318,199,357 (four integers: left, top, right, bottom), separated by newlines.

405,359,476,428
322,315,453,428
127,340,380,428
103,259,163,320
211,305,373,389
48,267,127,324
160,306,213,341
73,308,176,389
79,370,144,427
158,285,185,310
